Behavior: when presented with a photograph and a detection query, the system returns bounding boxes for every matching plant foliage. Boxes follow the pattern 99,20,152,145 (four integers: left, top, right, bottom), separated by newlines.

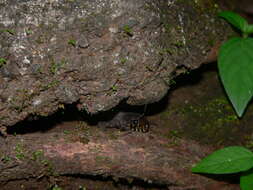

218,11,253,117
192,11,253,190
192,146,253,174
192,146,253,190
218,37,253,117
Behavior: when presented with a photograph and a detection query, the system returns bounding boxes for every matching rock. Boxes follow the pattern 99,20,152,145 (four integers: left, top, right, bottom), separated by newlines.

0,0,233,127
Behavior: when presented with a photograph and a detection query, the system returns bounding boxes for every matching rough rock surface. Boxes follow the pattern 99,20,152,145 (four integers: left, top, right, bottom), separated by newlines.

0,120,240,190
0,0,232,127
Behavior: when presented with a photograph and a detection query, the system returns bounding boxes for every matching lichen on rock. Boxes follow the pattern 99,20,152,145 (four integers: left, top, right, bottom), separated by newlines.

0,0,233,127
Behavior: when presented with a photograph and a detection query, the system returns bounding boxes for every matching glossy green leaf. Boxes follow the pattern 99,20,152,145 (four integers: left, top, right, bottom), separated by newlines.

192,146,253,174
245,24,253,35
218,11,252,34
218,37,253,117
240,169,253,190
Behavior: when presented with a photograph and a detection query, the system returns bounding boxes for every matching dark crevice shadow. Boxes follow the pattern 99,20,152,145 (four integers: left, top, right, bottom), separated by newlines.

84,100,149,125
7,62,219,135
7,104,84,135
6,102,150,135
61,174,169,189
170,62,218,91
200,173,240,185
132,63,219,116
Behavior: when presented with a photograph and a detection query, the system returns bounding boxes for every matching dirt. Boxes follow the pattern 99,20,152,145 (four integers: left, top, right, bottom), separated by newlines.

157,63,253,149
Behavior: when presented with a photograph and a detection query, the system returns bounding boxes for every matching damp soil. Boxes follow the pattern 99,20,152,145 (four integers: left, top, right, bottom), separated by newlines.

148,64,251,148
2,63,251,190
159,63,253,149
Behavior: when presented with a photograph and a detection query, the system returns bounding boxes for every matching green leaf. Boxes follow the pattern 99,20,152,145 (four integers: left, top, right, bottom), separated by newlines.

219,11,251,34
68,39,76,47
218,37,253,117
240,169,253,190
245,24,253,35
192,146,253,174
0,58,7,67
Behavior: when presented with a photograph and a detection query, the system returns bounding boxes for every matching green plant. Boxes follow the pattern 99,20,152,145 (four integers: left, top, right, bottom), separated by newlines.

120,57,127,64
111,85,117,92
1,155,11,163
122,25,133,36
79,186,86,190
218,11,253,117
0,58,7,67
0,29,15,35
63,130,70,135
25,29,33,35
192,11,253,190
169,79,176,85
41,80,60,91
31,150,44,161
192,146,253,190
50,59,67,74
49,184,62,190
15,143,25,160
68,39,76,47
